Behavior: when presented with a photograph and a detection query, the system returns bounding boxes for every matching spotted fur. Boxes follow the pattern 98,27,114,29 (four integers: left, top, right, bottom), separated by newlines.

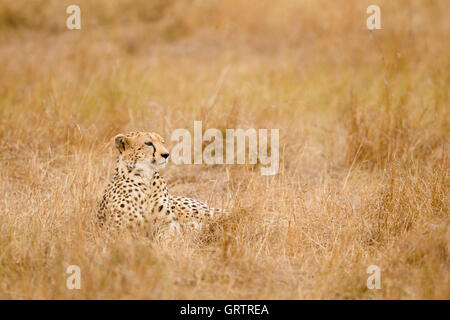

97,131,228,232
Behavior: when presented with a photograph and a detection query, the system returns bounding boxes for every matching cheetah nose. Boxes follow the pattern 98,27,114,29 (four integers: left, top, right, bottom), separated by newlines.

161,152,170,159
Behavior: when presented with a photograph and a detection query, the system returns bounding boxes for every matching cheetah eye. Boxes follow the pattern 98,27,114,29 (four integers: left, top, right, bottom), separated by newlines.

145,141,154,148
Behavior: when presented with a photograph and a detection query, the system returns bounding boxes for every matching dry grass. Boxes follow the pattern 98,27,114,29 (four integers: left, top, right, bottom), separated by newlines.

0,0,448,299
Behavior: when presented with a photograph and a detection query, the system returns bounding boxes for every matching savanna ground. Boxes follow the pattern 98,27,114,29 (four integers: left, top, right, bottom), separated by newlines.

0,0,448,299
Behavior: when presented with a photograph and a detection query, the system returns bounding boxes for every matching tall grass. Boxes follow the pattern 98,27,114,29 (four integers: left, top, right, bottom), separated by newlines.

0,0,448,299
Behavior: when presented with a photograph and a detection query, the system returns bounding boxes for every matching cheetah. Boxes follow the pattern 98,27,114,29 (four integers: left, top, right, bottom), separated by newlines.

97,131,229,232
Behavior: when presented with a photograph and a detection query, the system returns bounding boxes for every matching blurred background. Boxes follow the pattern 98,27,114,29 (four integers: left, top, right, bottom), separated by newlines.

0,0,447,159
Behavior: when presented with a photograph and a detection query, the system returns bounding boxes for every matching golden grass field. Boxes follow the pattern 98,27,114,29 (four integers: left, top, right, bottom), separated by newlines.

0,0,448,299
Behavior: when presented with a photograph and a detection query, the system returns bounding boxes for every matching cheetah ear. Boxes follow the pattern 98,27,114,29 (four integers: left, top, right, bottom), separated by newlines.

114,134,128,153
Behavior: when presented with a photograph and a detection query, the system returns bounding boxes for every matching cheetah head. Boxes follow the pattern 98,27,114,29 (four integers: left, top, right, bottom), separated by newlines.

114,131,170,175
